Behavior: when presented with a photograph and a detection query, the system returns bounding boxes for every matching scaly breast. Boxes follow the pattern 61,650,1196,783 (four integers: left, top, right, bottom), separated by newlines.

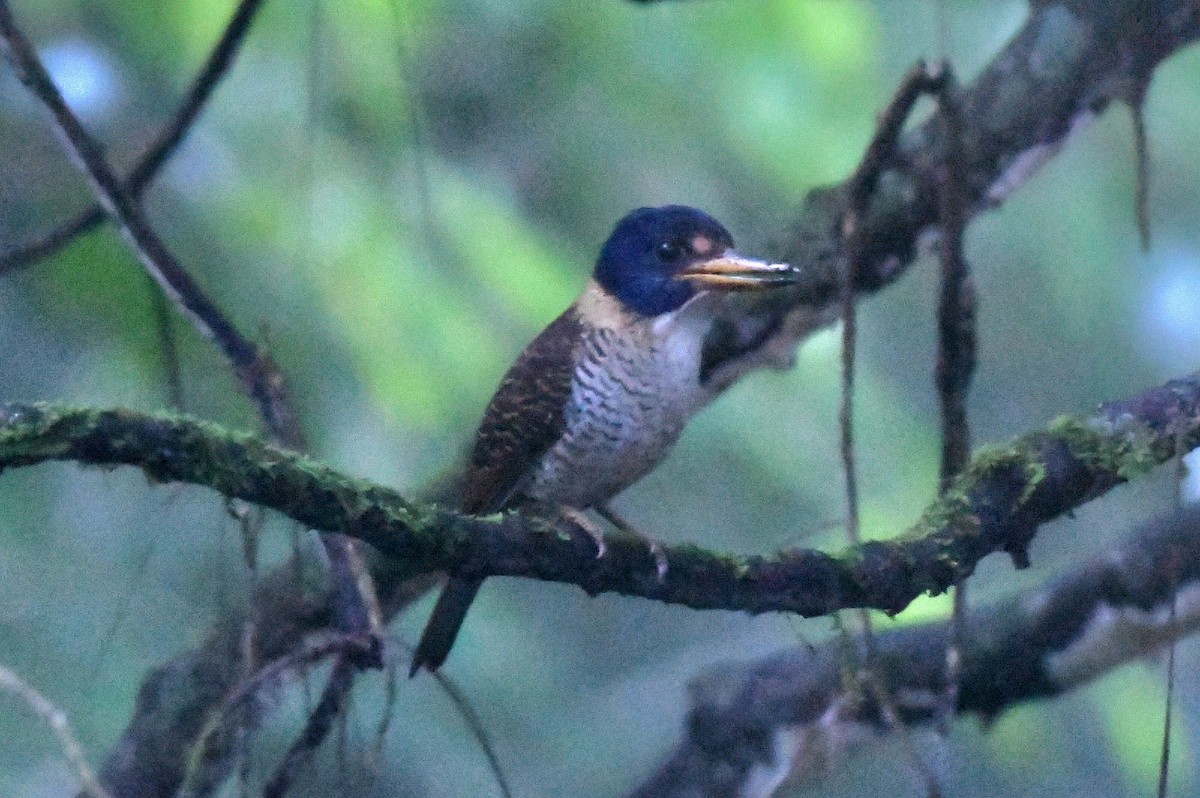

529,316,707,509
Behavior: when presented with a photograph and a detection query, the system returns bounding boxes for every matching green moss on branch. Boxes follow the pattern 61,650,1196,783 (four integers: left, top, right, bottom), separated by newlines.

3,373,1198,617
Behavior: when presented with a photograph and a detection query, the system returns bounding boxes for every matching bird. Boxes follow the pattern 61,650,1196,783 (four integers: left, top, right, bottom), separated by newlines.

409,205,799,675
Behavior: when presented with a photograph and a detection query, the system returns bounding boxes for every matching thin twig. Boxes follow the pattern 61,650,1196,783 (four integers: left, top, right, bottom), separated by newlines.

1159,450,1187,798
838,61,957,798
177,632,374,798
262,655,358,798
1130,0,1156,253
363,657,399,793
1157,588,1177,798
430,669,515,798
0,664,114,798
0,0,303,449
148,274,186,410
259,636,513,798
839,206,873,654
0,0,268,274
845,62,938,214
934,82,975,493
1132,87,1153,252
930,64,975,734
837,217,863,553
862,671,943,798
838,60,945,657
838,60,943,543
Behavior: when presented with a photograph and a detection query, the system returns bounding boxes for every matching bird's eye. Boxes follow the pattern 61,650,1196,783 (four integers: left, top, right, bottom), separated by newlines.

656,240,684,262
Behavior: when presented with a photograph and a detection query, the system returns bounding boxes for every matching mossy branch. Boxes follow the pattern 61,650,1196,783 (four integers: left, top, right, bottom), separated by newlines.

3,372,1197,617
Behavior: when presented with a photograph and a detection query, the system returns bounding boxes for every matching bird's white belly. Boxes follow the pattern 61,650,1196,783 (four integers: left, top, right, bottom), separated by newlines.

529,319,705,509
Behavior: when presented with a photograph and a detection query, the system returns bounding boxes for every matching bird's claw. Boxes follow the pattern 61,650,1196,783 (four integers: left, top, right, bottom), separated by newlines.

594,504,668,582
562,506,607,559
649,541,668,582
586,525,607,559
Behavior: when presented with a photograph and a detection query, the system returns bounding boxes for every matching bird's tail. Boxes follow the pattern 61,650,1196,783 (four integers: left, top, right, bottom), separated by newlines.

409,576,482,676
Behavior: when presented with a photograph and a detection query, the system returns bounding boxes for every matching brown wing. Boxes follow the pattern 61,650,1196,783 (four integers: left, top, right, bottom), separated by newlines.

459,306,581,514
414,306,580,675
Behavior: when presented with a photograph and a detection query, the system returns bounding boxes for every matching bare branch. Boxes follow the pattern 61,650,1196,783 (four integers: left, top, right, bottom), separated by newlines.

625,506,1200,798
930,64,975,732
0,665,113,798
0,0,268,274
260,657,357,798
175,632,373,798
0,0,302,449
698,0,1200,394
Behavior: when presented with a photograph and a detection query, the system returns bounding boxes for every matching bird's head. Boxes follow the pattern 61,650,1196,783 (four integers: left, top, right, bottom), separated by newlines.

593,205,798,317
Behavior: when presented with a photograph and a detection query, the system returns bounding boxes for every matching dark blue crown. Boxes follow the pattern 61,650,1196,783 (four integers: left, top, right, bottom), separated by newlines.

594,205,734,316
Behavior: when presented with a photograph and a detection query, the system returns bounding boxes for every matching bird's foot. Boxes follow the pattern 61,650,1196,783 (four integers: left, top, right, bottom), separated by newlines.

595,504,668,582
561,506,607,559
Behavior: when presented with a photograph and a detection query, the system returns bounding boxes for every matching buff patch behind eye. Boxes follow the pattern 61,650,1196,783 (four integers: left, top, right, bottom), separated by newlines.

691,234,715,255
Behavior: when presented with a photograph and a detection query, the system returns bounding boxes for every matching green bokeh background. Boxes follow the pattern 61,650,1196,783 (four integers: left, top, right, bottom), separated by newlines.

2,1,1199,796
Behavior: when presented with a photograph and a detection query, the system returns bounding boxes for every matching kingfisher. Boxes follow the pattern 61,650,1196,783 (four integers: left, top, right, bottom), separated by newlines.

410,205,799,675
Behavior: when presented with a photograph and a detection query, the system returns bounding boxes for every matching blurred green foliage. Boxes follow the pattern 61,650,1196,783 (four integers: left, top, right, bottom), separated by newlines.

1,1,1199,796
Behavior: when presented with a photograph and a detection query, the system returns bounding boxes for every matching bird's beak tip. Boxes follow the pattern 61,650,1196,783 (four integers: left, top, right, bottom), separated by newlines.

675,253,801,290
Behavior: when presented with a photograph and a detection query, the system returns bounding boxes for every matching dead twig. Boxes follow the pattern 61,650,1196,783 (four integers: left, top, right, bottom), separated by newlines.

0,664,113,798
0,0,268,274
